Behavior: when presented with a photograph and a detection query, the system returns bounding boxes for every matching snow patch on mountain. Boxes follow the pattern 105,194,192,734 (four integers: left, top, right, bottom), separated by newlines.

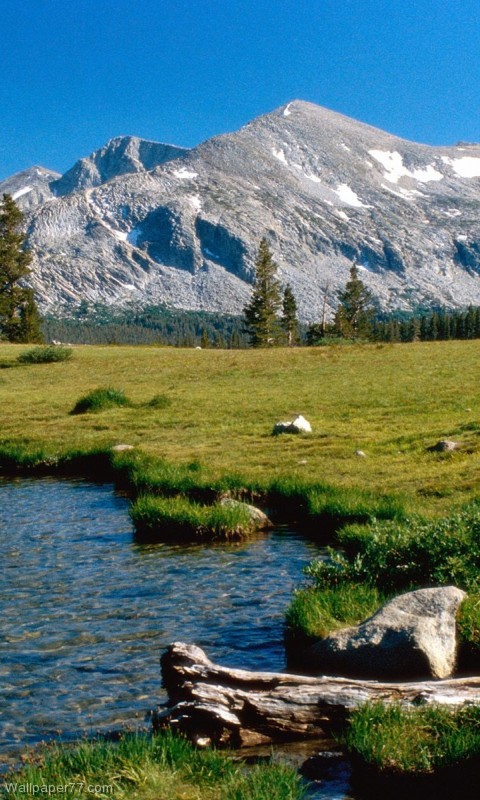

173,167,198,180
12,186,33,200
272,148,288,164
334,184,369,208
189,194,202,213
442,156,480,178
370,150,443,184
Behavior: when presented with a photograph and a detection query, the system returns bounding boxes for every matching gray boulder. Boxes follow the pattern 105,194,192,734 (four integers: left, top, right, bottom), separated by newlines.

307,586,466,680
219,498,272,531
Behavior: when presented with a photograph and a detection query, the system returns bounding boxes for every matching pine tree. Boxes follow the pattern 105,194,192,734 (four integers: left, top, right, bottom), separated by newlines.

0,193,43,342
334,264,374,339
243,238,282,347
281,284,299,346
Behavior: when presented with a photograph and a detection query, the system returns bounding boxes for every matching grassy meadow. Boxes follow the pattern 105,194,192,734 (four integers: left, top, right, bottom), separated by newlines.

3,339,480,790
1,339,480,514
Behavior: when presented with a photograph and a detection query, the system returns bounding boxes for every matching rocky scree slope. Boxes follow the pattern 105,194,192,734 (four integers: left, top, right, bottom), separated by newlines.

3,101,480,320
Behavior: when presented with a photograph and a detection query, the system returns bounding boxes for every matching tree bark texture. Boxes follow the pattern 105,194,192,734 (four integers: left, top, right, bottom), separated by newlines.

154,642,480,747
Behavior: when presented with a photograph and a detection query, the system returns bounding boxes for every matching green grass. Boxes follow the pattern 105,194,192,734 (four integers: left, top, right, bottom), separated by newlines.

285,583,384,640
130,494,257,541
3,731,305,799
0,340,479,514
343,702,480,775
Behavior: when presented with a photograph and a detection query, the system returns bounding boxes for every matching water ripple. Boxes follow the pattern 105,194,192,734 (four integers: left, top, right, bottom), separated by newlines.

0,478,322,756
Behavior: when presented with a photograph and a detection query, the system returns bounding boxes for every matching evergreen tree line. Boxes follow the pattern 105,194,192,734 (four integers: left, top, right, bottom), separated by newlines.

2,192,480,349
43,303,249,348
371,307,480,343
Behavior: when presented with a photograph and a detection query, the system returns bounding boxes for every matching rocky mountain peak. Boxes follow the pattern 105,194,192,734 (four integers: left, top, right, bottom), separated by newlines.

50,136,189,197
3,100,480,320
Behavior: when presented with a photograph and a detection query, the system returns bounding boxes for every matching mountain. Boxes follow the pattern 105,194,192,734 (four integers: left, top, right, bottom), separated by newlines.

0,166,61,209
3,100,480,320
50,136,189,196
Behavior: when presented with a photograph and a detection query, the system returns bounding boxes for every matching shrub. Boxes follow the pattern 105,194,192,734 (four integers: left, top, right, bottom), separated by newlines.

304,505,480,594
17,345,73,364
70,387,131,415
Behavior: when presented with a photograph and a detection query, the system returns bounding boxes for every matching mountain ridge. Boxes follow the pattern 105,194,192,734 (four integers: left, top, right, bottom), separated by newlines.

3,100,480,321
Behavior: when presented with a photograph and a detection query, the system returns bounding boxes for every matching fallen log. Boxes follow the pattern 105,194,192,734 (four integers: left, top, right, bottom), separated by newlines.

154,642,480,747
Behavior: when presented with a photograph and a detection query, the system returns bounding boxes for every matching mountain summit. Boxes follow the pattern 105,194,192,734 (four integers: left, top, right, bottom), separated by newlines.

3,100,480,319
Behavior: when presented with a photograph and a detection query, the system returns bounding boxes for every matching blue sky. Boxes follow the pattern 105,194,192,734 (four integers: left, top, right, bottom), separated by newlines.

2,0,480,180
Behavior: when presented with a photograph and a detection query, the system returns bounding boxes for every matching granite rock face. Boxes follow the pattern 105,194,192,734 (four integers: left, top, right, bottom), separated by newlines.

4,100,480,319
307,586,466,680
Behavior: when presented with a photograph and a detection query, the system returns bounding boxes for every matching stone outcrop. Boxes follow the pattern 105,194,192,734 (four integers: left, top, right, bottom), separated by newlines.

306,586,466,680
429,440,460,452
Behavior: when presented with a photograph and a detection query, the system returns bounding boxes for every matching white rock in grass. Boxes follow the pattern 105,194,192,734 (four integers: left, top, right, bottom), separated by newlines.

273,415,312,435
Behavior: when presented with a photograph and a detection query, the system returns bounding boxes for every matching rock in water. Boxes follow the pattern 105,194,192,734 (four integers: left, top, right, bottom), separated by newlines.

307,586,466,680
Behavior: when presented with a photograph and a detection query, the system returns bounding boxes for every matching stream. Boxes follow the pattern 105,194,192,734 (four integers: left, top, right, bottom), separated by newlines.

0,477,354,797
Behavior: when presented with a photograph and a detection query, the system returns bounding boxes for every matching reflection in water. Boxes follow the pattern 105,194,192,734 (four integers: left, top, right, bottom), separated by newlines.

0,478,323,755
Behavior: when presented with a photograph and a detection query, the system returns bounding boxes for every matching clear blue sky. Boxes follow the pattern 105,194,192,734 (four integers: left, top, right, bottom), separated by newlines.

2,0,480,180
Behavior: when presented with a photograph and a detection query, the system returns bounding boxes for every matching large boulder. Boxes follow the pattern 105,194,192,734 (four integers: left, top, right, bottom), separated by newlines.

306,586,466,680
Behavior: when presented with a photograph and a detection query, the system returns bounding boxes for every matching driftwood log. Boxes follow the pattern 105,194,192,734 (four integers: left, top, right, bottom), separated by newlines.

154,642,480,747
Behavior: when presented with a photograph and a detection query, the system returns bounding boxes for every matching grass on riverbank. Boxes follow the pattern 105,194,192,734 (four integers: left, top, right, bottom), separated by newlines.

2,340,480,515
130,494,258,541
287,505,480,663
4,731,305,800
343,703,480,775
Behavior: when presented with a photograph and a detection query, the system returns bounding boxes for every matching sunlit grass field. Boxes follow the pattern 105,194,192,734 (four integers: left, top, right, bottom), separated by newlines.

1,340,480,514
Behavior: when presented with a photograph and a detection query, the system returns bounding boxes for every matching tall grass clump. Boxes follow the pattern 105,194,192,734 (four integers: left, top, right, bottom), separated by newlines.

130,494,257,541
17,345,73,364
70,387,131,415
5,731,305,800
147,393,172,409
286,583,384,642
343,702,480,775
267,476,406,530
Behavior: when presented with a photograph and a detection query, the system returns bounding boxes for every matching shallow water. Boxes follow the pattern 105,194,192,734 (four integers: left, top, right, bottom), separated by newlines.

0,478,356,798
0,478,323,747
